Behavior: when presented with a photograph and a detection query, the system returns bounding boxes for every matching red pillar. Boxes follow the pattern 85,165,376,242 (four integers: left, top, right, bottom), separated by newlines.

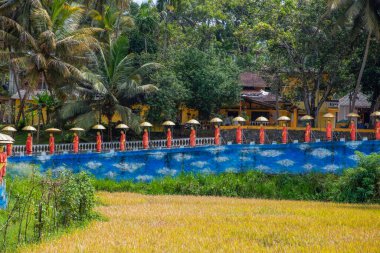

120,131,126,151
143,129,149,149
26,133,33,155
376,119,380,140
49,134,55,154
282,124,288,144
326,120,332,141
214,126,220,145
0,148,7,182
259,125,265,144
190,127,196,147
96,132,102,152
305,123,311,143
236,125,242,144
166,128,172,148
350,120,356,141
6,144,12,157
73,133,79,153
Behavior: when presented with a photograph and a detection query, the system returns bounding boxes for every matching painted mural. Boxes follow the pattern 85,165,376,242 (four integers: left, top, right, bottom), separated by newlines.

7,141,380,181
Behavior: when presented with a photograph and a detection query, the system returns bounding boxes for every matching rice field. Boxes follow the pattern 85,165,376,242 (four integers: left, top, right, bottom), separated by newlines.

23,192,380,253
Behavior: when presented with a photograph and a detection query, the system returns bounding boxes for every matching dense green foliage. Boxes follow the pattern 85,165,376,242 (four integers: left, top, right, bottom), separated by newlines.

94,152,380,203
0,170,96,252
334,152,380,203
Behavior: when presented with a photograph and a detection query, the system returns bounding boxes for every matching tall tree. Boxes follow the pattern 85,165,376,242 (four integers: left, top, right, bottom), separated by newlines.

0,0,100,125
59,35,159,139
329,0,380,111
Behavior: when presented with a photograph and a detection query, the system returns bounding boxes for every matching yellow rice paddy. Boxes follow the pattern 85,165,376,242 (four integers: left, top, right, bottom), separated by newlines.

23,192,380,253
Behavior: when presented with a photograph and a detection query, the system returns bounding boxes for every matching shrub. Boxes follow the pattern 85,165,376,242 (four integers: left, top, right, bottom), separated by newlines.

334,152,380,203
0,169,96,251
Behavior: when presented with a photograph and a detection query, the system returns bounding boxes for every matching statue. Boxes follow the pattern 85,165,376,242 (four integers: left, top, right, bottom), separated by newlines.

73,132,79,153
49,133,55,154
96,131,102,152
120,130,126,151
350,120,356,141
305,122,311,143
282,123,288,144
259,124,265,145
236,124,242,144
143,129,149,149
214,125,220,145
190,126,196,147
166,128,172,148
376,118,380,141
326,120,332,141
26,133,33,155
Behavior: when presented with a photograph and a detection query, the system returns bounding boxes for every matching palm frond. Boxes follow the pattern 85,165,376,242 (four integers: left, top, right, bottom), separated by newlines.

47,59,71,77
73,110,98,130
31,5,52,33
114,104,141,133
59,100,92,120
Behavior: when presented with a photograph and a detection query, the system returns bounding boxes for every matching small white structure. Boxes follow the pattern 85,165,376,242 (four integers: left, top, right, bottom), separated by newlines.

337,92,371,122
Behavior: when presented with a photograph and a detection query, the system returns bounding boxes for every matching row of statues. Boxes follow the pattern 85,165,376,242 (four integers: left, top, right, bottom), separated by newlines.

11,118,380,156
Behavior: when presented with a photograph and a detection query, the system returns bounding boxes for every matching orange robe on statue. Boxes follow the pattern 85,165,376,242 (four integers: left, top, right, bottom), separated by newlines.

49,135,55,154
190,129,196,147
326,122,332,141
236,126,242,144
166,129,172,148
305,125,311,143
6,144,12,157
282,126,288,144
0,151,7,181
376,121,380,140
214,127,220,145
96,134,102,152
143,131,149,149
73,135,79,153
120,132,126,151
26,135,32,155
350,122,356,141
259,126,265,144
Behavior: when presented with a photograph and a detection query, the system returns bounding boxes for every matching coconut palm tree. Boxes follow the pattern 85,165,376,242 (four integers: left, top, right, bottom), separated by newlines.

59,35,159,140
329,0,380,111
0,0,100,125
88,3,134,41
25,91,57,143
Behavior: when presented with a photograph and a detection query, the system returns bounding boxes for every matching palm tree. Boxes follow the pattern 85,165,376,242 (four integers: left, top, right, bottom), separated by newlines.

88,3,134,41
25,91,57,143
329,0,380,111
59,35,159,140
0,0,100,125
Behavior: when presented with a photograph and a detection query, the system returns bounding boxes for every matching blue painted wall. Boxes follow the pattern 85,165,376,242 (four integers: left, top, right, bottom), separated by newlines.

6,141,380,181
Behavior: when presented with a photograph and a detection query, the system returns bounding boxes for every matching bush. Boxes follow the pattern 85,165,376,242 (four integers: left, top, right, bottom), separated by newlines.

334,152,380,203
0,170,96,251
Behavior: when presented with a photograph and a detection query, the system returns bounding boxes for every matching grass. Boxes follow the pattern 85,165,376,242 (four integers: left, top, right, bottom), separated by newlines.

22,192,380,252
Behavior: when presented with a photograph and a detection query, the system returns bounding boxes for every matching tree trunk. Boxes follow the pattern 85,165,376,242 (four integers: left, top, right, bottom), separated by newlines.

350,31,372,112
11,65,26,125
107,114,112,142
37,110,41,144
15,86,30,126
275,78,280,125
144,37,148,53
